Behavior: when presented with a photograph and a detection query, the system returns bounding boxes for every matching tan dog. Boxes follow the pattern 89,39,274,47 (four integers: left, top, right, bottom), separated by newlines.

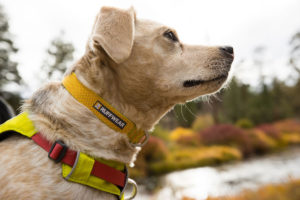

0,6,233,200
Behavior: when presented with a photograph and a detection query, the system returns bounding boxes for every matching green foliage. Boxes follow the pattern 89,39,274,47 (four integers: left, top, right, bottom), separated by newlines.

286,80,300,116
0,5,21,88
42,32,75,81
218,77,295,125
173,101,198,127
221,78,251,123
235,118,254,129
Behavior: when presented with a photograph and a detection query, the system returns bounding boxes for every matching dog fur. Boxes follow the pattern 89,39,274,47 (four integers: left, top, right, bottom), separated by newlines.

0,6,233,200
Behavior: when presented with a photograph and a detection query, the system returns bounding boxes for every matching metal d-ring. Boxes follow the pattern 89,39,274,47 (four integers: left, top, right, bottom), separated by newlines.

124,178,138,200
130,131,149,148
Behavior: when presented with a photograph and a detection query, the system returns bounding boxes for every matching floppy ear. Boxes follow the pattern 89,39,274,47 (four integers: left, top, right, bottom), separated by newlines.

91,7,135,64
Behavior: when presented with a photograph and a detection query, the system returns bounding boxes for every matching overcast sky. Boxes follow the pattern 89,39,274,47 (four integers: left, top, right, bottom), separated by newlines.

2,0,300,95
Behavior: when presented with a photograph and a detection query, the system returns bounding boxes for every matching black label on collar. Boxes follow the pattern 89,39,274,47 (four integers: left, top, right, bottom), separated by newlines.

93,101,127,129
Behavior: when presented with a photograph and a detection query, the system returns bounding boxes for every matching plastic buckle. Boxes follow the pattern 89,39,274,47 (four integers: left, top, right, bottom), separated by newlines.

48,140,68,163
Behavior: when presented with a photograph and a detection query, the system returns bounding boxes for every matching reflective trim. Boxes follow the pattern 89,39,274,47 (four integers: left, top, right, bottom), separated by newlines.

65,151,80,180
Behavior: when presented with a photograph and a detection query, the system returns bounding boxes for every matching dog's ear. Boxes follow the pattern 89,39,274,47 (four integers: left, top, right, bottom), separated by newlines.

91,6,135,64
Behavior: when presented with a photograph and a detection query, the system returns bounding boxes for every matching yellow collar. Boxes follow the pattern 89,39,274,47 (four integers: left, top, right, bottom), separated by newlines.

62,73,148,147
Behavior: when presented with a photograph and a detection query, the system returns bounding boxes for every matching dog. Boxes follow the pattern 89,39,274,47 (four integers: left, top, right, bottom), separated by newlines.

0,6,233,200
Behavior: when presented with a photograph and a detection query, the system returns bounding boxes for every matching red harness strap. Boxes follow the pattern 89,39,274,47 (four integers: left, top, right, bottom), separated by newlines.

31,133,126,188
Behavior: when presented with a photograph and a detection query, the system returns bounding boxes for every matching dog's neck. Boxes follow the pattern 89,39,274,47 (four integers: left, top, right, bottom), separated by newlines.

23,52,173,164
73,51,173,131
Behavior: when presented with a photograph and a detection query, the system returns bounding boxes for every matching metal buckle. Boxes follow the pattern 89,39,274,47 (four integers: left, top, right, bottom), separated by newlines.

48,140,68,163
119,166,138,200
130,131,149,148
124,178,138,200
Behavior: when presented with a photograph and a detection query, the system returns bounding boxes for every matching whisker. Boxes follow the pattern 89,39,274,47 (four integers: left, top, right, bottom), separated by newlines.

181,104,188,122
184,104,200,118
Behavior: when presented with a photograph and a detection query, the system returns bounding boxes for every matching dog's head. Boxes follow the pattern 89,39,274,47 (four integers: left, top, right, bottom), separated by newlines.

83,6,233,109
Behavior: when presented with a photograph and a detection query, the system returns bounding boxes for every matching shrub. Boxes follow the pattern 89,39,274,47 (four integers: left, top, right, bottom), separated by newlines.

140,136,168,162
199,124,253,156
169,127,195,141
235,118,254,129
280,133,300,145
176,134,201,146
257,124,280,139
132,136,168,177
273,119,300,133
246,129,277,154
149,146,242,175
192,114,214,132
151,125,170,142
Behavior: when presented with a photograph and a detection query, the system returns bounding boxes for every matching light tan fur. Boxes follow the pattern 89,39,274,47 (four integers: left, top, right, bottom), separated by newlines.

0,6,233,200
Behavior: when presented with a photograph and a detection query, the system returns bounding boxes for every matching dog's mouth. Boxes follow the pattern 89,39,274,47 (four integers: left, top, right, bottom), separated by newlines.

183,75,228,87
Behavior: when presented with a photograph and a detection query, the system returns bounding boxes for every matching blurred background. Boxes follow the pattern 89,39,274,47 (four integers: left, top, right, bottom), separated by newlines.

1,0,300,199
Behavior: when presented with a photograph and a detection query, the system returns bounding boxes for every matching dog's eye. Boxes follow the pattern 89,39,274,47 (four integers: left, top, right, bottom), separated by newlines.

163,30,178,42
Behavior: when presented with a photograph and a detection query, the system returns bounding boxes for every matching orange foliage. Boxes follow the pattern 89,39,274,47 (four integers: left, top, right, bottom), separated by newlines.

273,119,300,133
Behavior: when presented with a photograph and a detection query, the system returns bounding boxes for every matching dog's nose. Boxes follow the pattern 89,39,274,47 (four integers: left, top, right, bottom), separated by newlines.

220,46,234,56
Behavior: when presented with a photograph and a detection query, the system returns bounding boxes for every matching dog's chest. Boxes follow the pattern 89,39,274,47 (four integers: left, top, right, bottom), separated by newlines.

0,136,117,200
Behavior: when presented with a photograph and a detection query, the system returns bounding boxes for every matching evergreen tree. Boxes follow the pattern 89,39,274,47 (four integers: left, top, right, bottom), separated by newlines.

290,31,300,75
221,78,251,123
271,79,293,119
0,5,21,88
42,32,75,81
0,5,22,114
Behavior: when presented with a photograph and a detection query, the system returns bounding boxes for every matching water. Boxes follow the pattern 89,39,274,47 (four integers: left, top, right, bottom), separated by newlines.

135,147,300,200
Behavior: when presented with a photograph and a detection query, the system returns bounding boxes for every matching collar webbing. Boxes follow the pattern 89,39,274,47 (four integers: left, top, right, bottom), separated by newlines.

62,73,148,145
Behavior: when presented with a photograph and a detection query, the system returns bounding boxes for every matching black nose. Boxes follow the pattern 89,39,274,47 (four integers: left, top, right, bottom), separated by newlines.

220,46,234,55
